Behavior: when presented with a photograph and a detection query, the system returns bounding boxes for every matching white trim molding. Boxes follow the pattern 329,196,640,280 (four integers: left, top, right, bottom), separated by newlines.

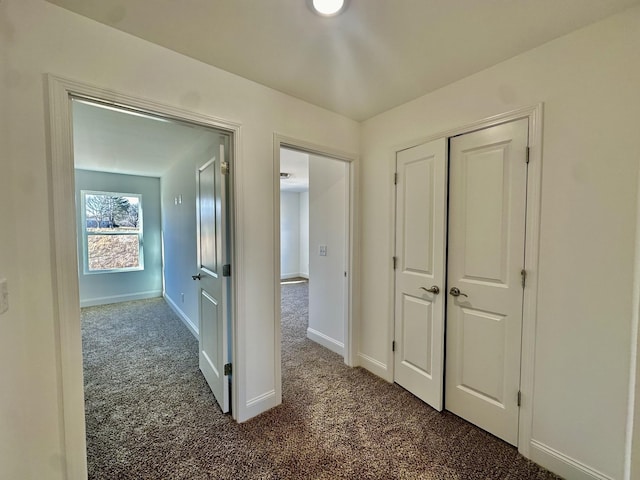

307,327,345,356
357,353,389,380
530,440,615,480
243,390,278,422
625,159,640,479
46,74,243,478
80,290,162,308
164,294,199,339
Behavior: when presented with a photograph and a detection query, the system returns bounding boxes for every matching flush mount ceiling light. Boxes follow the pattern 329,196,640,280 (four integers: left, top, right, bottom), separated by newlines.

309,0,348,17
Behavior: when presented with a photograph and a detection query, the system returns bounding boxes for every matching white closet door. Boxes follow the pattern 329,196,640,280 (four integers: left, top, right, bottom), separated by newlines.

393,138,447,411
445,118,528,445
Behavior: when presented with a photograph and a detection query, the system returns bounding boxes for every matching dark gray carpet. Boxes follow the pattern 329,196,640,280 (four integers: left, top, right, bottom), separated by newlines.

82,283,561,479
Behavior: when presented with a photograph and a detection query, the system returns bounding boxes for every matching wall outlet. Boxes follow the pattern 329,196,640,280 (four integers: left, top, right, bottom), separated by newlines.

0,278,8,315
319,245,327,256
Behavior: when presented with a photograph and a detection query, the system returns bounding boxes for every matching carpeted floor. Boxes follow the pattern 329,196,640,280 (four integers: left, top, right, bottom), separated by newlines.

82,282,561,479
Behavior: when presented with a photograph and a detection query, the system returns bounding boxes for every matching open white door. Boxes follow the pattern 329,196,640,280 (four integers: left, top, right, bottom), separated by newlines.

393,137,447,411
445,118,528,445
195,138,230,413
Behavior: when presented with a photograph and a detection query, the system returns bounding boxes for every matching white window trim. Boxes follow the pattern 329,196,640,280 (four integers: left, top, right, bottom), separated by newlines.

81,189,144,274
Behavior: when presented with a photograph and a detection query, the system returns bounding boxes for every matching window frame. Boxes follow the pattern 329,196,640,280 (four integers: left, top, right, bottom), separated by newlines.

80,189,144,274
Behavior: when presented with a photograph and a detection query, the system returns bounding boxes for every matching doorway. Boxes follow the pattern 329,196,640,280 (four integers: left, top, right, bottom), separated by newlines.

72,97,234,413
48,75,241,478
274,136,357,405
279,146,349,358
393,114,538,448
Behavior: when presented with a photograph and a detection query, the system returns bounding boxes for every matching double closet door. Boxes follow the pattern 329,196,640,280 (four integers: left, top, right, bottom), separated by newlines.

393,118,528,446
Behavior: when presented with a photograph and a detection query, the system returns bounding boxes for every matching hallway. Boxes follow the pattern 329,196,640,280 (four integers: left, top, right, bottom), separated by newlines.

81,286,558,479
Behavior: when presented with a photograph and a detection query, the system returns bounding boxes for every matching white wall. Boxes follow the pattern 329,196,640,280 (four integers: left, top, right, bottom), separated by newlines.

161,134,220,335
280,191,310,279
308,156,348,355
280,191,301,279
299,191,310,278
0,1,359,478
359,7,640,480
75,170,162,307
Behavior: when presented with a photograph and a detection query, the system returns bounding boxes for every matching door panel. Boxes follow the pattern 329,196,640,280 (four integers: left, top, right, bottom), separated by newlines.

197,138,230,413
459,308,506,404
445,118,528,446
394,138,447,411
402,295,433,374
199,162,218,274
462,146,509,283
200,290,220,375
403,159,434,273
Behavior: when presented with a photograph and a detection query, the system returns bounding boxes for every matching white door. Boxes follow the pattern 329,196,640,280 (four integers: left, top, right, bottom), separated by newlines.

195,138,230,413
445,118,528,445
393,138,447,411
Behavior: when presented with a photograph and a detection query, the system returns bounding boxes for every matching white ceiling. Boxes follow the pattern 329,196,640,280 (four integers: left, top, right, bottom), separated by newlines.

73,100,314,189
72,99,218,177
48,0,638,121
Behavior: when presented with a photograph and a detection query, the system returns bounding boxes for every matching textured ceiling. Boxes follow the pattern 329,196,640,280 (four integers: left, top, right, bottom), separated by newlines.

47,0,639,120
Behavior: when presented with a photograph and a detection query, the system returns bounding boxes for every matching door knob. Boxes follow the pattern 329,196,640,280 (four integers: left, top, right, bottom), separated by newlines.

449,287,468,297
192,274,202,280
420,286,440,295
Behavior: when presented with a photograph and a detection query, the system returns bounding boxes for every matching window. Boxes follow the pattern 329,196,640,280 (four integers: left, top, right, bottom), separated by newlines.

81,190,143,273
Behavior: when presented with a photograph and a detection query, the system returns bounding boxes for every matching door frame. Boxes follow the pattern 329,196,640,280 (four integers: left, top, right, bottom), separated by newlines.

273,134,359,405
390,104,543,457
46,74,242,479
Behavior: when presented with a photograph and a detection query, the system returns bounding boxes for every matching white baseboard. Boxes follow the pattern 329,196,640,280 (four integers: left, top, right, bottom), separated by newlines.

164,294,198,339
307,327,344,356
238,390,277,422
357,352,391,381
530,440,615,480
280,272,309,280
80,290,162,308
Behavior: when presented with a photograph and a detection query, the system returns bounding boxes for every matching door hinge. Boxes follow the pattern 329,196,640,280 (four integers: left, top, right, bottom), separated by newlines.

525,147,530,164
521,268,527,288
393,256,398,270
392,340,396,352
517,390,522,407
394,172,398,185
221,161,230,175
223,264,231,277
224,363,232,376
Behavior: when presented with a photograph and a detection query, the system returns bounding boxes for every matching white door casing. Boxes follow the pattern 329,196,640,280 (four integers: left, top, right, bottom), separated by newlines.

393,138,448,411
445,118,529,446
196,140,230,413
48,75,245,478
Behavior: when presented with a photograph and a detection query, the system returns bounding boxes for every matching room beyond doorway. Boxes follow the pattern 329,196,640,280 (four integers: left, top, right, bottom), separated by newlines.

273,135,358,407
47,75,242,478
279,146,348,358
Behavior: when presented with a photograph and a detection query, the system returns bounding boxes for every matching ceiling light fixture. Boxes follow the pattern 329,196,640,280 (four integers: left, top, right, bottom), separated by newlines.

309,0,348,17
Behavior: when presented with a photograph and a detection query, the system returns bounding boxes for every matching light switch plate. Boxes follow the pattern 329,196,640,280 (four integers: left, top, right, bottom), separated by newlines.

0,278,8,315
